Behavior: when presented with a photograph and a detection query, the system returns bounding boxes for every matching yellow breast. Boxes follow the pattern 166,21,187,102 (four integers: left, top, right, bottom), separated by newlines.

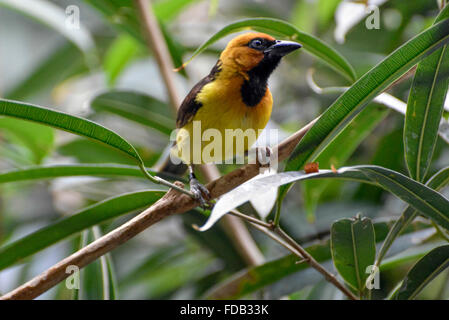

173,77,273,164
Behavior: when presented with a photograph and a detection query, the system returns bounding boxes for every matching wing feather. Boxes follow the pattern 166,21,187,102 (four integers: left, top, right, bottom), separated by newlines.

176,61,222,128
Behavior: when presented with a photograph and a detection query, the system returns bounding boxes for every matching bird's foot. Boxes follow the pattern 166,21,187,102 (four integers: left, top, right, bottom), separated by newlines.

190,178,211,208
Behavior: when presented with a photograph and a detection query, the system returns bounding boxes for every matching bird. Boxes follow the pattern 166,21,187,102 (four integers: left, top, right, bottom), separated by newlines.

163,32,302,205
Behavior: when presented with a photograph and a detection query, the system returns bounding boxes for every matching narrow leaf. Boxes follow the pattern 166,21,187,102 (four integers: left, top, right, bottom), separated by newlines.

0,190,165,271
90,91,175,135
0,164,180,184
206,221,431,299
0,117,54,164
92,227,119,300
0,99,143,164
200,165,449,231
405,44,449,181
179,18,356,82
303,105,389,220
104,35,141,87
395,245,449,300
307,76,449,144
376,166,449,266
281,16,449,203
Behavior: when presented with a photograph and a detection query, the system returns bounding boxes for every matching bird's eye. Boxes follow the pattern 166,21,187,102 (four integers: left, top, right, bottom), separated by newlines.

249,39,263,49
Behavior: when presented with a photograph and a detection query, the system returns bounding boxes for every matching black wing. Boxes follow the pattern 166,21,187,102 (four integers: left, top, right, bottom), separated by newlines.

176,61,222,128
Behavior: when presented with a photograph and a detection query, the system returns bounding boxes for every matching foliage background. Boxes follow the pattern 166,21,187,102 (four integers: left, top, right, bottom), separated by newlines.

0,0,448,300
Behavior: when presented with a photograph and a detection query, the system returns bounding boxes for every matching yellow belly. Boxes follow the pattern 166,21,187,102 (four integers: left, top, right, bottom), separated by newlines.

173,78,273,165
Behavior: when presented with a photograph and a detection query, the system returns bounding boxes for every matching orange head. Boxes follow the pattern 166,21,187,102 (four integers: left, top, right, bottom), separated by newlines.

219,32,302,75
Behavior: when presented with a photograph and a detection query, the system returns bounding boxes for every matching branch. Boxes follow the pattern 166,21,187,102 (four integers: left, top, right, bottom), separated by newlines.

272,227,357,300
134,0,181,113
212,211,358,300
0,110,317,300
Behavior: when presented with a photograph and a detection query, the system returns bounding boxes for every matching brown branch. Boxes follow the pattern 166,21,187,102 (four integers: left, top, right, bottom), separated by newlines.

212,211,358,300
134,0,264,266
134,0,181,113
273,227,357,300
207,222,358,300
1,1,320,299
0,117,315,300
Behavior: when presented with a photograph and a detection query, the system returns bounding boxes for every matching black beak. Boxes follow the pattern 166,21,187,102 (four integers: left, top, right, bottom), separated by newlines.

264,40,302,57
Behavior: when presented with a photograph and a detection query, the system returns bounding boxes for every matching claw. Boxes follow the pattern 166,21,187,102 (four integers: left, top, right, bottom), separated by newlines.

190,178,211,208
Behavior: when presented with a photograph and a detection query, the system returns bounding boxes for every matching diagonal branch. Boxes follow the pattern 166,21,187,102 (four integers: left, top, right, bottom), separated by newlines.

0,116,317,300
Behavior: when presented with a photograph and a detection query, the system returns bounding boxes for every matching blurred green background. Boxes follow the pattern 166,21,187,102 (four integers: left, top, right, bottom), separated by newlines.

0,0,448,300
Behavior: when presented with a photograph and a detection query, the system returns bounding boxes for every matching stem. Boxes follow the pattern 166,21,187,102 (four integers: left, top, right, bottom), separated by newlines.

229,209,273,229
273,201,282,226
273,227,358,300
229,208,358,300
249,223,306,260
139,164,193,197
0,115,314,300
92,227,111,300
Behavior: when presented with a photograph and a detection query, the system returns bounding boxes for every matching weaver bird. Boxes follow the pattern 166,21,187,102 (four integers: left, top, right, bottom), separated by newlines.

166,32,302,205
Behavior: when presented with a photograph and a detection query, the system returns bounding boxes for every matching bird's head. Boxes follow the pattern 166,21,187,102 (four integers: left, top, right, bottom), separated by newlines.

219,32,302,74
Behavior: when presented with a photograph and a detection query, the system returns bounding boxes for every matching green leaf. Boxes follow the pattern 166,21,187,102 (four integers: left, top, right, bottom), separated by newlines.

405,7,449,182
121,242,213,298
376,166,449,266
206,241,331,299
303,105,389,221
405,46,449,181
0,190,165,271
353,127,405,203
0,98,144,166
205,220,430,299
119,243,184,286
160,22,188,78
92,227,119,300
0,0,95,57
200,165,449,232
0,164,179,184
77,230,106,300
90,90,175,135
180,17,356,82
281,16,449,202
394,245,449,300
308,82,449,145
0,117,54,164
58,139,139,166
104,34,141,87
331,216,376,293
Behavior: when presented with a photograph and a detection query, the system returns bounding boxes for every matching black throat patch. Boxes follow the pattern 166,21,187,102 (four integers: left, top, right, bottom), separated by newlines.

241,55,281,107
